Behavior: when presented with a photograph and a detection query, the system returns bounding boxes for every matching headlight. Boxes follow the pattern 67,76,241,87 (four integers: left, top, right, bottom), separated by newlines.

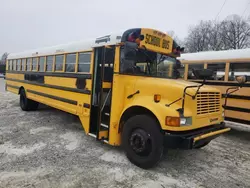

222,111,225,118
180,117,192,126
180,118,187,125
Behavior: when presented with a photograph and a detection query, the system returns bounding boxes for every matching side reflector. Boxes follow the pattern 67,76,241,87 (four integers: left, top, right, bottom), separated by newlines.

154,94,161,103
165,117,180,127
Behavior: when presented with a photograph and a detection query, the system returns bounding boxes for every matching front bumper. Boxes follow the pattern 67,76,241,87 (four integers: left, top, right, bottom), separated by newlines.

163,122,230,149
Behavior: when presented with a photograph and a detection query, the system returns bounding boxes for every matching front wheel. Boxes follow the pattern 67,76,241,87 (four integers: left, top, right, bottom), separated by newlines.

122,115,164,169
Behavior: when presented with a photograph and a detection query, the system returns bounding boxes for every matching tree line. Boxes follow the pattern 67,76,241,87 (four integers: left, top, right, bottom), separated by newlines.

0,52,8,65
170,14,250,53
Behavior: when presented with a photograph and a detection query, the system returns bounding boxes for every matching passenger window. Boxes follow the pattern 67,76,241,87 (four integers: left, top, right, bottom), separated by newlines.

78,52,91,72
207,63,226,80
46,56,53,71
13,60,17,71
21,59,26,71
65,53,76,72
55,55,64,71
39,57,45,72
187,64,204,79
27,58,32,71
17,59,21,71
8,60,12,70
229,62,250,82
32,58,37,71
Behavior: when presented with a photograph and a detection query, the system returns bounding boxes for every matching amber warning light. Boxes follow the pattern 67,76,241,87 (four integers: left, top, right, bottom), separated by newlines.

172,46,185,56
154,94,161,103
165,116,180,127
127,32,144,44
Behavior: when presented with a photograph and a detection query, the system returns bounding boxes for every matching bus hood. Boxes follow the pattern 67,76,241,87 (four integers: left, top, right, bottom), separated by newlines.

135,77,219,95
134,77,221,109
134,77,221,118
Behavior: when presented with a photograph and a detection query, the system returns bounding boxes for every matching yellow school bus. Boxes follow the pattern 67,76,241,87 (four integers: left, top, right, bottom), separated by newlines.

178,48,250,128
6,28,232,169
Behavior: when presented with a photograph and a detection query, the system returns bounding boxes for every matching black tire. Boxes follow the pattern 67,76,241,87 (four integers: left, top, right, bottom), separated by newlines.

29,100,39,111
122,115,164,169
194,141,210,149
20,89,39,111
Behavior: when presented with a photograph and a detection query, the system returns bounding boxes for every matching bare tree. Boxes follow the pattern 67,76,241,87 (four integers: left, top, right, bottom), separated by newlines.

220,14,250,50
0,52,8,64
184,21,212,53
0,52,8,74
183,14,250,52
166,30,184,47
207,22,225,51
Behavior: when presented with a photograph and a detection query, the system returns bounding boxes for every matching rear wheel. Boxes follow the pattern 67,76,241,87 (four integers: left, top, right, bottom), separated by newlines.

122,115,164,169
20,89,39,111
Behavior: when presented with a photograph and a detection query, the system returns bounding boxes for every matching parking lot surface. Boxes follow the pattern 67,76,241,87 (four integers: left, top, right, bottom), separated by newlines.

0,78,250,188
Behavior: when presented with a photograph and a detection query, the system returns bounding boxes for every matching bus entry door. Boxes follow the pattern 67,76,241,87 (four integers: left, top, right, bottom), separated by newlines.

89,46,114,142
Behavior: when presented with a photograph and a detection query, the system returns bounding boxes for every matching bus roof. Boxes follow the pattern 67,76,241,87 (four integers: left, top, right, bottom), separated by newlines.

178,48,250,62
7,30,125,59
8,28,179,60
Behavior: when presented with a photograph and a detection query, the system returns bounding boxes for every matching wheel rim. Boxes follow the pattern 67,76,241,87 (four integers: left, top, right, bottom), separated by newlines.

129,129,152,156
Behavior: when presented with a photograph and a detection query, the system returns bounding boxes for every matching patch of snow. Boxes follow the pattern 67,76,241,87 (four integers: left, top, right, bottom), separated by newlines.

0,142,46,156
30,127,53,134
99,150,129,165
60,132,79,150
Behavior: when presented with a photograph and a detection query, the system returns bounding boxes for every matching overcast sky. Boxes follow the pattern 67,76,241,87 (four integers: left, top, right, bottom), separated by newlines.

1,0,249,56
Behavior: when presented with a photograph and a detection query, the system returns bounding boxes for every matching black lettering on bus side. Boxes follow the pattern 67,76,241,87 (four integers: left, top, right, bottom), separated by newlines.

145,34,160,47
162,39,170,49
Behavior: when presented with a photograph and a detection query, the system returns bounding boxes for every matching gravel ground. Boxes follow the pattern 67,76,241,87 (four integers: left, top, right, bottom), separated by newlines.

0,78,250,188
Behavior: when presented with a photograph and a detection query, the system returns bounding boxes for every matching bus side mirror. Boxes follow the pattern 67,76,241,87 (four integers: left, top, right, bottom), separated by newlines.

175,60,181,69
124,42,138,60
224,75,247,108
192,69,214,80
235,75,247,85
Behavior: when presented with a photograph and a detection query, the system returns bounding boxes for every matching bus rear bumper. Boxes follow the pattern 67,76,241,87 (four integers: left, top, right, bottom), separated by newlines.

163,122,230,149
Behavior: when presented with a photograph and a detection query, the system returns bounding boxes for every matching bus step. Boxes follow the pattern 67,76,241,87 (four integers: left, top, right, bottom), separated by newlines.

104,113,110,116
101,123,109,128
98,130,108,139
103,139,109,144
88,130,108,140
88,133,97,138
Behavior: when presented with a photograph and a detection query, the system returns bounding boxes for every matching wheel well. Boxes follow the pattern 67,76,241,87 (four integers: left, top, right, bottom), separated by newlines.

18,86,24,95
119,106,161,133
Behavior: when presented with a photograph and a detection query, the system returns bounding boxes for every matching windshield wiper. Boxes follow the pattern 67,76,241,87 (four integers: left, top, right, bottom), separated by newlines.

139,46,154,64
138,47,155,75
157,54,166,65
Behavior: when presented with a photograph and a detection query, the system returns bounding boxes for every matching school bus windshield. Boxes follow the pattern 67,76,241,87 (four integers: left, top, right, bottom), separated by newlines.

120,47,180,79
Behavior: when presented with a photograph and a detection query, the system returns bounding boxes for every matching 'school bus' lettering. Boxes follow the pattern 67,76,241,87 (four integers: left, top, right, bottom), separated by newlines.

145,34,161,47
162,39,170,49
145,34,170,50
